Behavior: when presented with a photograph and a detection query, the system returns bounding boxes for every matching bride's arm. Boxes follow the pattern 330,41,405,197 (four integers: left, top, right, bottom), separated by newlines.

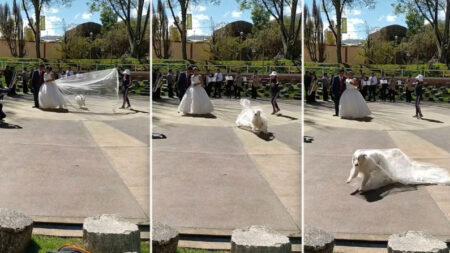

195,75,203,86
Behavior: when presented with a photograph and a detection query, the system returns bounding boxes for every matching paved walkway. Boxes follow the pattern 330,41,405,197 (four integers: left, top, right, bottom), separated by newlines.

153,98,301,235
0,94,149,224
304,101,450,242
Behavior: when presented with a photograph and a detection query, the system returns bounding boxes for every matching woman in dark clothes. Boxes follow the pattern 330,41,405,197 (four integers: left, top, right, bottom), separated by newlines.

269,71,280,114
121,69,131,109
414,74,424,119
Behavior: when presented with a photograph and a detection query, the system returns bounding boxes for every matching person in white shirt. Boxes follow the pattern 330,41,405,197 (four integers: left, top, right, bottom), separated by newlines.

369,73,377,102
213,69,224,98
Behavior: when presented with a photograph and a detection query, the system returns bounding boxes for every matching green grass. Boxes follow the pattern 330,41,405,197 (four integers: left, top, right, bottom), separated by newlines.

26,235,149,253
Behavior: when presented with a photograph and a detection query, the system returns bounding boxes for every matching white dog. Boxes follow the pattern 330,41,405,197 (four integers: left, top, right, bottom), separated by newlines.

236,99,268,134
75,95,86,108
347,149,450,192
251,110,268,134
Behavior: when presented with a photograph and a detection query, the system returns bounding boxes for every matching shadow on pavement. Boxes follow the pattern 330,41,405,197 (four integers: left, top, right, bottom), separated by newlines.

342,116,373,122
351,183,419,202
0,121,22,129
276,113,298,120
421,118,444,123
182,113,217,119
237,126,275,141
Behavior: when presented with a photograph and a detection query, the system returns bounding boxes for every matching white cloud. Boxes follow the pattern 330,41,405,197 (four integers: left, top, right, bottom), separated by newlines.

324,17,365,40
196,5,207,12
386,15,397,22
195,14,209,20
348,9,361,16
44,16,62,36
45,7,58,14
231,10,242,18
377,16,385,21
82,13,92,20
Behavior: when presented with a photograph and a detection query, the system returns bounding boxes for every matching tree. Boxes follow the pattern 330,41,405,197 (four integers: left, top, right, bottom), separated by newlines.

322,0,375,63
167,0,220,60
90,0,150,59
305,0,326,62
22,0,71,58
251,2,270,31
394,0,449,63
100,5,118,31
239,0,302,60
152,0,170,59
0,0,26,57
405,8,425,35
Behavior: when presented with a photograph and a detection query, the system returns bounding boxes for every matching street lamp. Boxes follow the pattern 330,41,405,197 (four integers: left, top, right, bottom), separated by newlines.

240,31,244,61
89,32,94,60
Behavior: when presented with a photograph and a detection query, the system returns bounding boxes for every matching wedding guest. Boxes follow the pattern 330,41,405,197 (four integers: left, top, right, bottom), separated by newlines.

269,71,280,114
304,71,312,103
309,72,318,103
167,69,175,98
214,69,224,98
225,70,234,98
206,70,215,97
380,75,388,101
360,74,368,99
21,67,29,94
120,69,132,108
66,66,74,77
404,75,413,102
369,72,377,102
175,70,180,97
177,66,192,101
234,71,243,99
388,76,396,102
251,71,259,99
321,73,329,101
414,74,424,119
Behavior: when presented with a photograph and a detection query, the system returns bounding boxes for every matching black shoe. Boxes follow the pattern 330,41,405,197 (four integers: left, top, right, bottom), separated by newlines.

333,114,338,117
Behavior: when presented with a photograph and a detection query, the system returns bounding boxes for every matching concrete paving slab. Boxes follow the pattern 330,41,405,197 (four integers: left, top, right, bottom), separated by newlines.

153,98,301,233
0,95,149,223
304,102,450,241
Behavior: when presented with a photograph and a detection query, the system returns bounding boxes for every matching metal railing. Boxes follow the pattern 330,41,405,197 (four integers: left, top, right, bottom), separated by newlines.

0,60,150,72
305,66,450,78
152,63,302,74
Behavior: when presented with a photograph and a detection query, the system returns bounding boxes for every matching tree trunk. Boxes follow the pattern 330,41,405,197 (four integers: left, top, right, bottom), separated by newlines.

34,8,40,58
335,9,342,64
181,8,187,60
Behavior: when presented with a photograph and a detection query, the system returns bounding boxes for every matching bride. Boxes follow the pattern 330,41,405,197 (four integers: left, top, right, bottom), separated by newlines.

178,67,214,115
339,72,371,119
39,66,66,109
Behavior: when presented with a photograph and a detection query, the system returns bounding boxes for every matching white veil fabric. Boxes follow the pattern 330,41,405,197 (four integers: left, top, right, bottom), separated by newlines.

236,99,267,131
54,68,120,112
352,149,450,191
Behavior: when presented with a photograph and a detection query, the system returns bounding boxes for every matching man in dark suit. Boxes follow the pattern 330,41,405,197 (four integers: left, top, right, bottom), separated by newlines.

177,66,192,101
331,69,346,116
31,64,45,108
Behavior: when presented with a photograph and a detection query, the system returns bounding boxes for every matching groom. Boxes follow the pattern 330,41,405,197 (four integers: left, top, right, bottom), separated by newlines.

31,64,45,108
177,66,192,101
331,69,346,116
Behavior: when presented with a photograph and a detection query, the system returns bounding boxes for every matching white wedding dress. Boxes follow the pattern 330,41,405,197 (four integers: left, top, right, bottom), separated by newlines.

178,74,213,114
39,72,66,109
339,79,371,119
352,149,450,191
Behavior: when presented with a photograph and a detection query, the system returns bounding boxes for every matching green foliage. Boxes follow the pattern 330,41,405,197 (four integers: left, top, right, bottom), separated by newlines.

405,8,424,36
250,2,270,31
100,6,118,31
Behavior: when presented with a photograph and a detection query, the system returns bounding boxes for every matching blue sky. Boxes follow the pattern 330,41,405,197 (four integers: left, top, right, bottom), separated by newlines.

0,0,102,36
304,0,407,40
152,0,254,36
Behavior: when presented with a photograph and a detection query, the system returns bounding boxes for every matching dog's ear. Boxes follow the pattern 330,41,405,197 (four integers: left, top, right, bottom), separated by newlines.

358,153,367,160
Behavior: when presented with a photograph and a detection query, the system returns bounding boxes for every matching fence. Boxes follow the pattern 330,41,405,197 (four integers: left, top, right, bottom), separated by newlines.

305,66,450,78
0,60,150,72
153,63,302,74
